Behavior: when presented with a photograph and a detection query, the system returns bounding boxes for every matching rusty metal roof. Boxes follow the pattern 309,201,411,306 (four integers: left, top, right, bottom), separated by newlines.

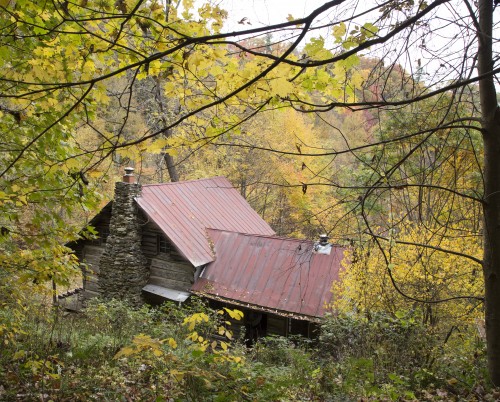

135,177,275,267
191,229,345,319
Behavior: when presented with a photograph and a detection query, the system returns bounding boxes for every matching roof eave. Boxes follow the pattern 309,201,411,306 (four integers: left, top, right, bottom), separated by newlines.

191,290,324,323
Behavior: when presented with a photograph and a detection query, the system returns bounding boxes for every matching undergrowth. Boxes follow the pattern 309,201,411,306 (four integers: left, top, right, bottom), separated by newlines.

0,297,495,401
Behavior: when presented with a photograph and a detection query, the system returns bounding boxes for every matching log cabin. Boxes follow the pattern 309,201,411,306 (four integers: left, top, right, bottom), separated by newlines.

68,168,345,339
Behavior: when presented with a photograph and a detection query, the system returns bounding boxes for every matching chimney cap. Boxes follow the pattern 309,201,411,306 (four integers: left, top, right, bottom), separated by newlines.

319,234,329,244
123,167,135,183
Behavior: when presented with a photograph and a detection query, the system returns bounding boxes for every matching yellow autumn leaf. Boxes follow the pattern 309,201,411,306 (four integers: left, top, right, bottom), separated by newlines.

223,308,244,320
114,346,135,359
149,138,171,153
188,52,205,68
17,195,28,205
170,369,184,381
269,76,294,97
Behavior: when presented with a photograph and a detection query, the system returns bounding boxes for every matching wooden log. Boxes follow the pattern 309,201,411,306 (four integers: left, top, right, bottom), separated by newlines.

148,276,191,291
84,245,105,256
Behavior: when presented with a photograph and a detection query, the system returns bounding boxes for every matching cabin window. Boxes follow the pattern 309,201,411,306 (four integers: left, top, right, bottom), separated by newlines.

289,318,310,337
157,234,171,254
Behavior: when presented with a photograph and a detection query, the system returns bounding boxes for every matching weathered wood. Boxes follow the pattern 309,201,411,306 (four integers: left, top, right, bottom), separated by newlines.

82,245,105,275
83,272,99,287
148,276,191,291
83,258,101,272
150,257,192,270
150,267,193,280
84,245,105,256
140,217,186,261
86,264,99,275
141,233,159,258
84,254,101,264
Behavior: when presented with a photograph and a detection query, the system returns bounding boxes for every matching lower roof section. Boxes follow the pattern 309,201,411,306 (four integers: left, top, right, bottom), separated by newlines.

191,229,346,319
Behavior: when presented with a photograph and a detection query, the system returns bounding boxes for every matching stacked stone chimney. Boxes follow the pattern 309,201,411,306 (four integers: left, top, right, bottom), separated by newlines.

99,168,149,306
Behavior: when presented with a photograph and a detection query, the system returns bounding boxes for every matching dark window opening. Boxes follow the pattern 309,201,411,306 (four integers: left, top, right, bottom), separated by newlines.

158,234,172,254
289,318,310,337
244,311,267,347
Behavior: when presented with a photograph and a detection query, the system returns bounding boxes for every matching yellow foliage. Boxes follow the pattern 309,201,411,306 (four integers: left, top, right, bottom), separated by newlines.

334,225,483,327
222,308,243,321
114,333,167,359
183,312,209,331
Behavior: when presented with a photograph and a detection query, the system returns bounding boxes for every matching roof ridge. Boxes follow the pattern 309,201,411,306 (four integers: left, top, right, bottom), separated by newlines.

206,228,346,247
206,228,313,243
141,176,228,187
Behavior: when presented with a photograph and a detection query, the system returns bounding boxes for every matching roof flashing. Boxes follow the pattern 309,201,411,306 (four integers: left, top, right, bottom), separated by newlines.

142,284,191,302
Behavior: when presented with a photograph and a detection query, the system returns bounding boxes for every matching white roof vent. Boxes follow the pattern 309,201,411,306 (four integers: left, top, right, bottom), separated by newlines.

313,234,332,255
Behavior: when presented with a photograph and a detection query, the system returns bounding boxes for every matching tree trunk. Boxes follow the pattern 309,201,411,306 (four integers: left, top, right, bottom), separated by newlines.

478,0,500,386
483,134,500,386
164,152,179,182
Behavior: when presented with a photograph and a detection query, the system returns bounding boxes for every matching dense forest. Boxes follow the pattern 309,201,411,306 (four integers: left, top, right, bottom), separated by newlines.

0,0,499,399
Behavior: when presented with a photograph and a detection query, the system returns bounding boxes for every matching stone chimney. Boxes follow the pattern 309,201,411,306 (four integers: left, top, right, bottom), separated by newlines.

98,168,149,305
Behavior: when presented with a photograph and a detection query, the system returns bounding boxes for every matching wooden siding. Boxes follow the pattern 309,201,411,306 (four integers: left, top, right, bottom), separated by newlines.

89,204,112,246
141,216,195,293
76,210,196,301
206,300,314,341
70,203,113,300
81,244,105,300
148,257,194,291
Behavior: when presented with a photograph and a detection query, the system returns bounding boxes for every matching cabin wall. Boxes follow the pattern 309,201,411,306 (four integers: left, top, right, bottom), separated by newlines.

140,215,195,293
207,300,317,342
267,314,287,336
75,206,112,301
75,203,195,305
81,245,104,300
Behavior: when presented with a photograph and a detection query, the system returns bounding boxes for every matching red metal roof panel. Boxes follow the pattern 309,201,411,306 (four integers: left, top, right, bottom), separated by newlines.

191,229,346,319
135,177,275,267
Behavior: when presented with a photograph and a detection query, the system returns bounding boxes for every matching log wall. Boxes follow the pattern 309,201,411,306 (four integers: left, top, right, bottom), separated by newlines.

140,215,195,293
